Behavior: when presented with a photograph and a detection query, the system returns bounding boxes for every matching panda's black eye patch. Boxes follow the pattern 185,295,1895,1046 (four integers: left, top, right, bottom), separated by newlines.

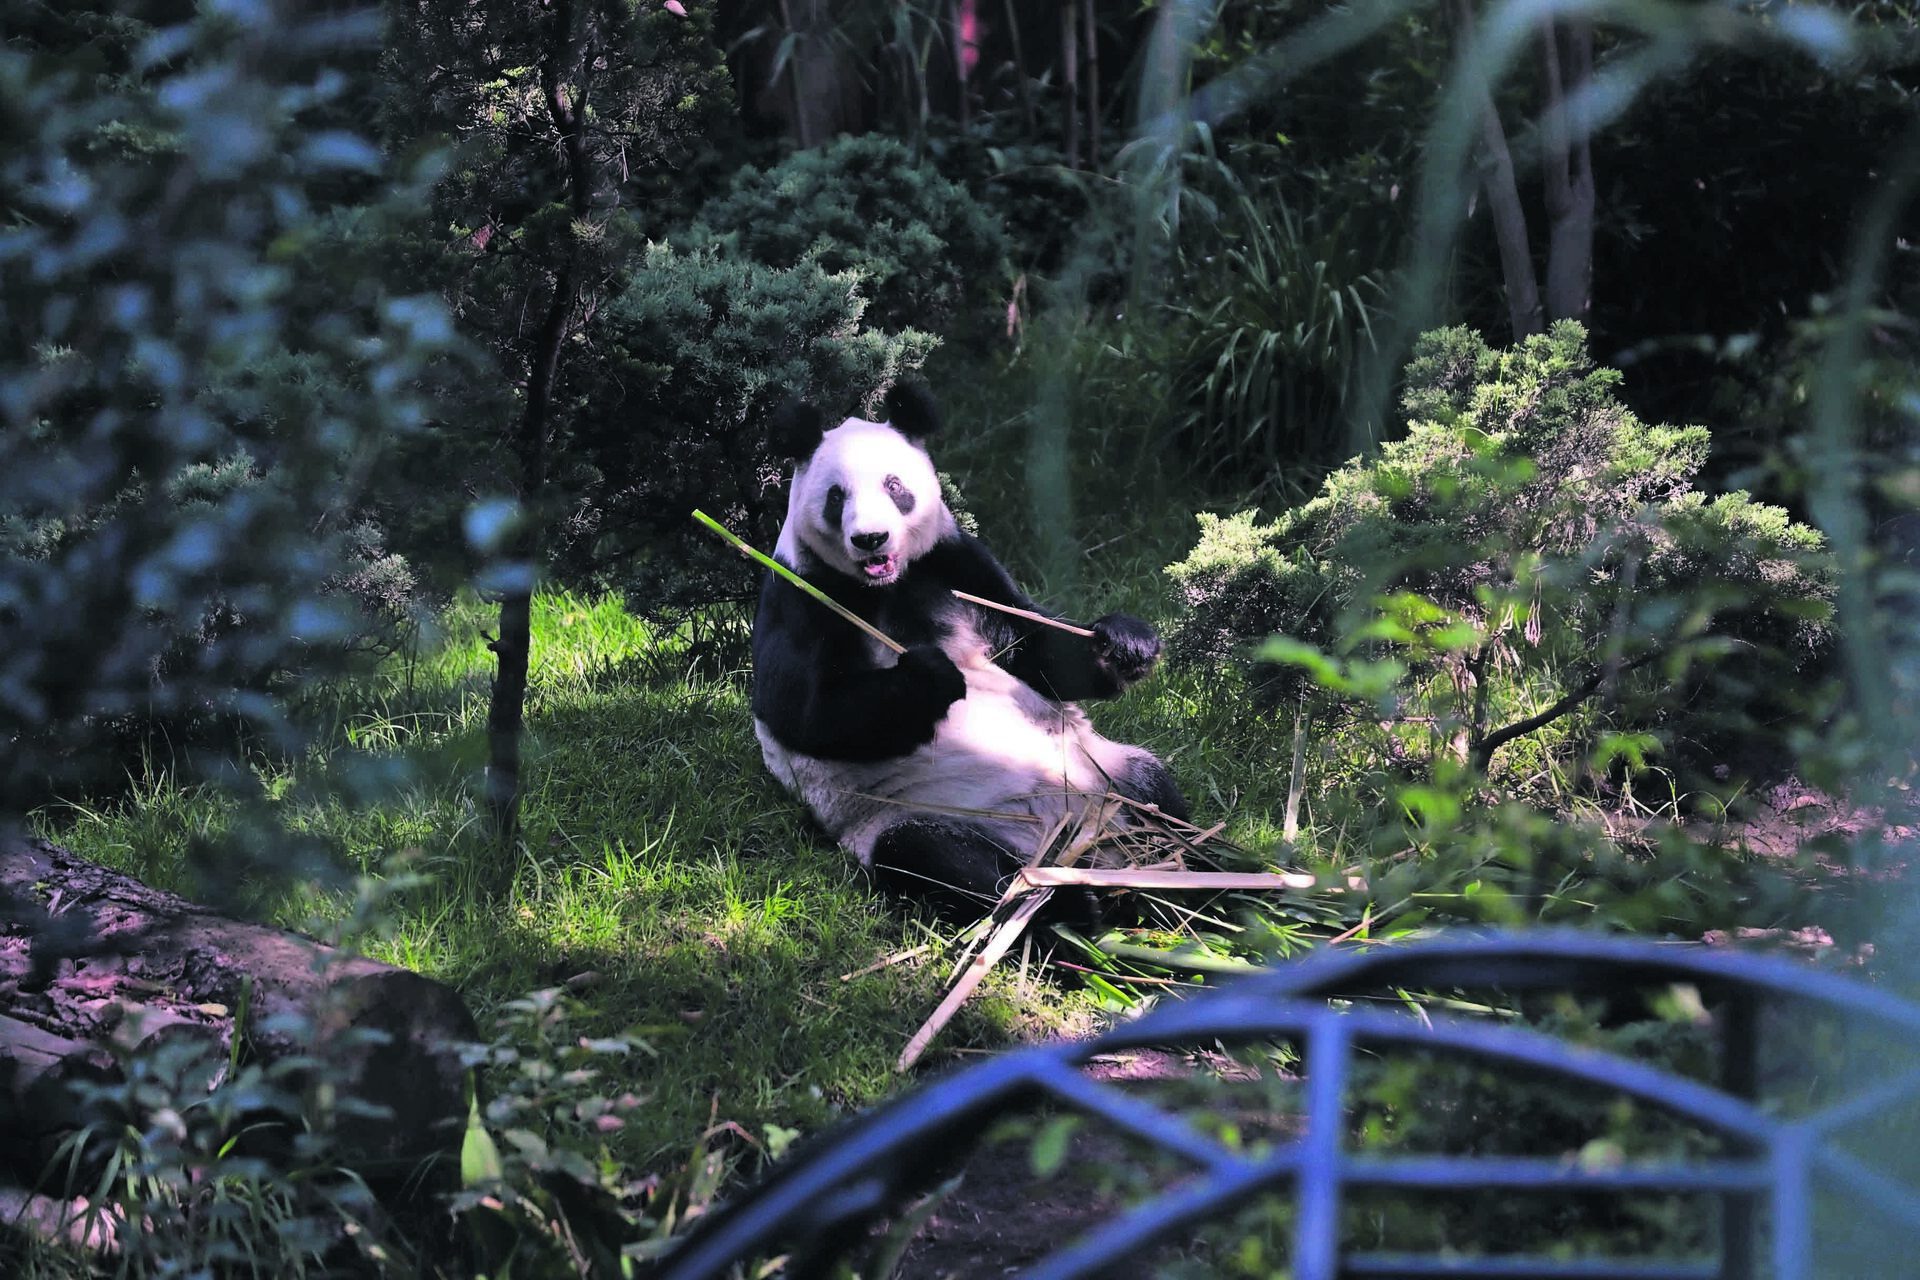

884,475,915,516
823,484,847,529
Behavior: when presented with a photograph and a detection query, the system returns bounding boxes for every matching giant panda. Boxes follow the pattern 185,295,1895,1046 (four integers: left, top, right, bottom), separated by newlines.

751,382,1188,918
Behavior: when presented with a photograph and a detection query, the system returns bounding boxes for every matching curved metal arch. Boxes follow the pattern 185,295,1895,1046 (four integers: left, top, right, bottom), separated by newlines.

646,932,1920,1280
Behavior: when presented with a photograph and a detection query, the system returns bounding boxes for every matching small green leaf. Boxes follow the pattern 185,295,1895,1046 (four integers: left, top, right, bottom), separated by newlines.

1030,1114,1080,1178
461,1098,504,1187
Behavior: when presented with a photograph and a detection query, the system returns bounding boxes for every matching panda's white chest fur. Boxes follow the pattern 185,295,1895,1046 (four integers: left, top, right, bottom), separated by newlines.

920,604,1084,755
759,602,1152,865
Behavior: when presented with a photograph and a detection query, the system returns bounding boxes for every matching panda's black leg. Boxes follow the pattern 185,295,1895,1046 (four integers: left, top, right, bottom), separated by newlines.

868,820,1023,922
868,820,1118,934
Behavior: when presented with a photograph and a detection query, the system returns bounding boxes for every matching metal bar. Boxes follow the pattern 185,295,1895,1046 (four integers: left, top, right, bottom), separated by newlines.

1771,1130,1812,1280
1340,1155,1772,1192
1296,1017,1351,1280
1089,1005,1781,1147
1811,1143,1920,1238
1799,1064,1920,1139
648,1050,1072,1279
1242,934,1920,1039
1017,1149,1303,1280
1342,1256,1720,1278
1718,987,1759,1280
1027,1056,1249,1171
646,935,1920,1280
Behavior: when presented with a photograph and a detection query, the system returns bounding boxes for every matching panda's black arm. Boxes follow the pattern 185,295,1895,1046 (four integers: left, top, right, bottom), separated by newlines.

751,574,966,761
922,536,1160,702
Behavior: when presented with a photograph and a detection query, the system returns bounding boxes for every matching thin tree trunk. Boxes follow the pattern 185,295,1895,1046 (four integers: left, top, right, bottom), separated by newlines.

1062,1,1079,170
1082,0,1099,171
784,1,810,149
488,270,572,842
1451,0,1541,340
1539,16,1595,324
1002,0,1036,134
489,6,589,840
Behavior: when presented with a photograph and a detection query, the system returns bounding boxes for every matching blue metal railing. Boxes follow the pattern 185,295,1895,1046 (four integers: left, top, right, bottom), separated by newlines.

646,933,1920,1279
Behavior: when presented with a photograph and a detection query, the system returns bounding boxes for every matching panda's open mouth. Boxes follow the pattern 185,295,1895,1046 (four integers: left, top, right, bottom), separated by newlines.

858,552,901,584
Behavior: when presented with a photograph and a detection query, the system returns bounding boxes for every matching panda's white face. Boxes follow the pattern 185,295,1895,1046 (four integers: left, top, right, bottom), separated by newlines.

777,418,953,587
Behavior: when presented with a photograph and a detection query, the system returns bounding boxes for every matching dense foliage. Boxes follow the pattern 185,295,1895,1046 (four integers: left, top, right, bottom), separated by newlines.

1168,322,1833,779
554,241,936,613
693,132,1008,335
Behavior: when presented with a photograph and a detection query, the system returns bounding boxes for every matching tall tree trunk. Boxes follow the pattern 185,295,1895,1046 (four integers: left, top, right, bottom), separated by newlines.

1539,16,1595,324
1082,0,1099,171
952,0,971,131
487,271,574,842
778,0,813,149
1450,0,1542,340
1062,2,1079,170
1002,0,1036,134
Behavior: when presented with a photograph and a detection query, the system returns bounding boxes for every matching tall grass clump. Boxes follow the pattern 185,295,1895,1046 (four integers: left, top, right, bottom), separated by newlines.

1169,189,1386,502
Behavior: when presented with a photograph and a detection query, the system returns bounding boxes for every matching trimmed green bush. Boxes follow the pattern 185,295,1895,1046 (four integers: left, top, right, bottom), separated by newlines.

694,134,1007,334
1166,322,1833,780
552,242,936,615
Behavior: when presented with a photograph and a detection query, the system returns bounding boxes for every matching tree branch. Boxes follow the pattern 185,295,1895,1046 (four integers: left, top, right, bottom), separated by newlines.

1470,650,1661,772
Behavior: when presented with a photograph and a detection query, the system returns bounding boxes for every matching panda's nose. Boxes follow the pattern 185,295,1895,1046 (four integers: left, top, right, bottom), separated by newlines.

850,531,889,552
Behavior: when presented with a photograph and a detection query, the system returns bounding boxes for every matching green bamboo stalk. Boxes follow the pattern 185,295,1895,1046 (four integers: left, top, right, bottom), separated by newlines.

691,509,906,654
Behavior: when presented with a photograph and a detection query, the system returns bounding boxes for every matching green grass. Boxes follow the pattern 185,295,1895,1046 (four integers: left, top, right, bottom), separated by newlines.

33,590,1101,1175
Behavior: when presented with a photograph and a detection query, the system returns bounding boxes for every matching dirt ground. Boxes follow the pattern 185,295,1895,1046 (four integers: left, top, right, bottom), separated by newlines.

889,1135,1125,1280
890,1049,1267,1279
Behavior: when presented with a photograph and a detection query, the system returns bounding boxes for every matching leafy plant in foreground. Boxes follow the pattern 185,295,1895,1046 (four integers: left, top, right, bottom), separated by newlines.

1166,322,1834,784
43,979,405,1277
452,987,728,1278
0,0,457,821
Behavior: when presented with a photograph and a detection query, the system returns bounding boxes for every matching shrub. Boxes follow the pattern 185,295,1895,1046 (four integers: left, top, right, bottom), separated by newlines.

1166,322,1834,782
550,242,937,615
694,133,1007,335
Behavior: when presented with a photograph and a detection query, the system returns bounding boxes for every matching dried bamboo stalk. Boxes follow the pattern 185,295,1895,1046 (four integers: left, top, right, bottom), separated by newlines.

950,589,1095,638
1013,867,1367,892
897,889,1053,1072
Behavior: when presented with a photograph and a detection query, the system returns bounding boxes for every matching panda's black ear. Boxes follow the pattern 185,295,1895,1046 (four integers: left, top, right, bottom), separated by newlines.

882,381,942,444
768,398,825,460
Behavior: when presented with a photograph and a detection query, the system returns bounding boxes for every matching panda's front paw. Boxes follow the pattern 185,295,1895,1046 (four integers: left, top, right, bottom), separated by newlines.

899,643,967,720
1092,613,1162,686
